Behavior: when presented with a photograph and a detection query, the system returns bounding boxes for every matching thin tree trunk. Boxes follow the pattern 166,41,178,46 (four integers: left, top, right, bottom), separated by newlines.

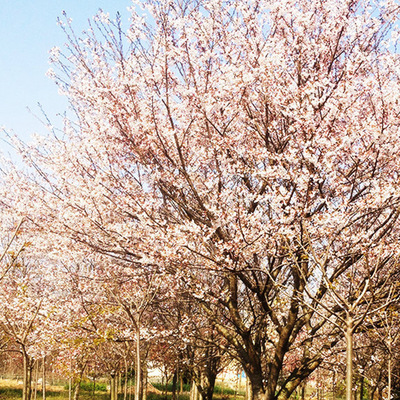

22,348,33,400
111,372,117,400
162,374,166,400
143,363,148,400
345,314,354,400
387,354,391,400
360,376,364,400
28,358,33,400
42,356,46,400
73,367,85,400
73,382,81,400
34,360,39,400
370,385,376,400
172,370,178,400
124,358,128,400
135,325,141,400
190,381,197,400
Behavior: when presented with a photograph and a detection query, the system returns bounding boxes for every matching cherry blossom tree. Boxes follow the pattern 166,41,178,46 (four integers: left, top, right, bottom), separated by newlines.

364,293,400,400
7,1,400,400
154,285,229,400
0,257,59,400
301,245,400,400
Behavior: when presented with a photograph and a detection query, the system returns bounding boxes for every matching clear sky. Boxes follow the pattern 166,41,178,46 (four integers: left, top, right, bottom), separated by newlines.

0,0,131,154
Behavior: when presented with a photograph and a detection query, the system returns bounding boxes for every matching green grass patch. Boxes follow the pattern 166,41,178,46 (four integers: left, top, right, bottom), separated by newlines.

147,393,190,400
63,381,108,392
214,386,236,395
0,387,22,399
152,382,192,392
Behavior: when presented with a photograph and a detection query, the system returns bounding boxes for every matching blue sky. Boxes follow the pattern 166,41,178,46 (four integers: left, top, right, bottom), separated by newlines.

0,0,131,154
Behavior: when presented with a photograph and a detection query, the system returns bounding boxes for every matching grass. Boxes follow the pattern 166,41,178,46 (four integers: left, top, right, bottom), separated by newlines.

0,379,111,400
152,382,191,393
0,378,244,400
64,381,108,392
151,383,243,397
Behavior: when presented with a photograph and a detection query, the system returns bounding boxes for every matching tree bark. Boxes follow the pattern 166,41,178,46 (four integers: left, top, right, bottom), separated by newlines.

190,381,199,400
22,348,33,400
42,356,46,400
245,376,252,400
345,314,354,400
73,381,81,400
73,363,86,400
370,386,376,400
142,362,148,400
387,354,391,400
135,325,141,400
111,372,118,400
172,370,178,400
192,367,219,400
360,376,364,400
34,359,39,400
124,358,128,400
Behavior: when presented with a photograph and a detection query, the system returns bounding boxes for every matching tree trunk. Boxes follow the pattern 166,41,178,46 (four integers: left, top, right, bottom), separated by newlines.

245,376,252,400
199,370,217,400
251,384,266,400
345,314,354,400
73,381,81,400
111,372,118,400
142,362,148,400
22,348,33,400
172,370,178,400
124,358,128,400
42,356,46,400
135,325,141,400
370,386,376,400
73,364,85,400
34,359,39,400
190,381,199,400
162,374,166,400
360,376,364,400
387,354,391,400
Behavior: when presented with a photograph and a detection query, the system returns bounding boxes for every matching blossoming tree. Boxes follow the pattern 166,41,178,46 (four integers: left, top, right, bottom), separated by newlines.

10,0,400,400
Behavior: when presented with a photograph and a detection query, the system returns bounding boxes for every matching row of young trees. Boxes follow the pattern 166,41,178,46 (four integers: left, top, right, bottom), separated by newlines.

1,0,400,399
0,221,398,400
